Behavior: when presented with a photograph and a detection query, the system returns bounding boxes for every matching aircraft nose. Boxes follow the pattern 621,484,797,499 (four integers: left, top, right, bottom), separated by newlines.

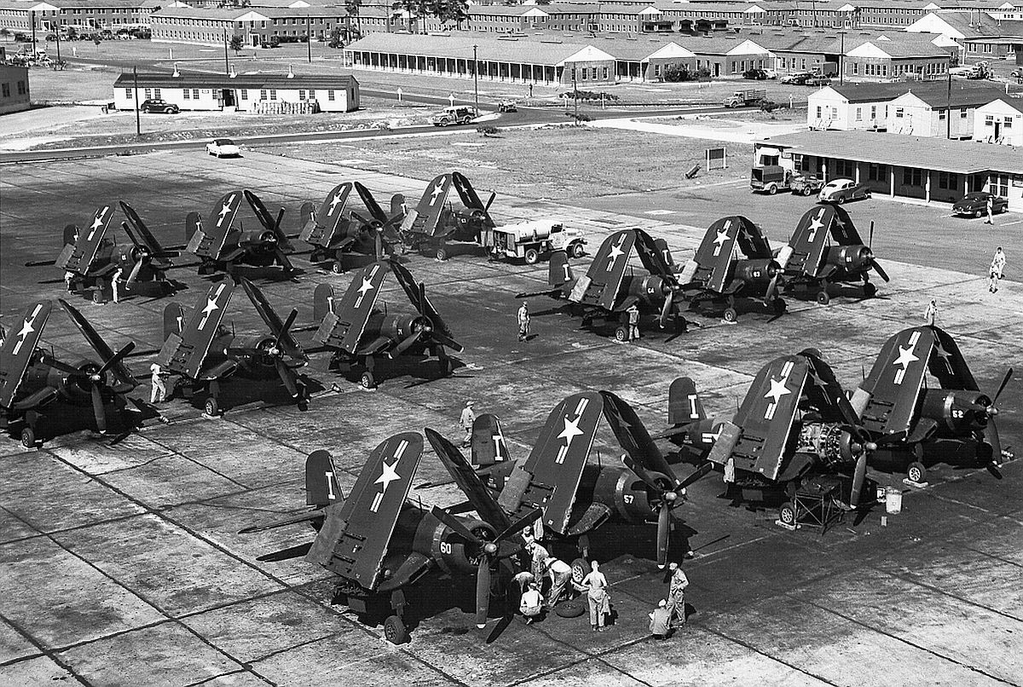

484,542,498,555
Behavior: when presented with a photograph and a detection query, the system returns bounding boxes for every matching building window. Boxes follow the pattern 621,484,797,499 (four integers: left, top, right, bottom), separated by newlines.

960,108,967,118
938,172,958,189
241,89,248,100
902,168,923,186
144,88,152,100
193,89,199,99
299,89,305,100
183,89,190,100
270,89,277,100
939,109,947,120
328,90,335,101
985,114,994,126
855,107,862,121
1,83,9,98
16,80,26,95
1004,116,1012,129
990,174,1009,197
125,87,132,99
870,105,877,120
816,106,822,118
260,89,268,100
868,163,886,182
154,88,161,99
895,107,903,118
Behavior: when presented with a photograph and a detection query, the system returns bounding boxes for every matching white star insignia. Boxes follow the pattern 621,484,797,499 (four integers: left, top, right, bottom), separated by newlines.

17,318,35,341
607,241,625,265
713,228,730,248
375,459,401,492
764,376,791,404
558,415,585,446
90,214,104,231
201,297,220,318
893,344,919,371
328,191,345,214
218,198,234,221
428,182,445,205
356,277,375,298
807,214,825,237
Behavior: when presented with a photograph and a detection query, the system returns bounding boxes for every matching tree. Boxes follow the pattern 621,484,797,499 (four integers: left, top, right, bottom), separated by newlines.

0,28,10,40
229,34,244,54
344,0,362,39
328,26,344,49
400,0,429,33
430,0,468,29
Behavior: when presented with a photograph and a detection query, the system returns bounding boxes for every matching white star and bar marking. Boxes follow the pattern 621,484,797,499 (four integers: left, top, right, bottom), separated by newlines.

85,208,108,241
428,181,446,207
712,221,732,257
555,397,589,464
806,211,826,243
328,190,346,215
216,196,235,228
370,438,409,513
11,304,43,356
198,284,227,330
353,266,379,309
892,331,921,385
763,360,794,421
606,236,626,270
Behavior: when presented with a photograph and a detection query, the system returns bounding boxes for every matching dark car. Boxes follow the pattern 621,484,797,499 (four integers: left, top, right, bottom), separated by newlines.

952,192,1009,218
743,68,769,80
818,178,871,204
805,74,832,87
140,99,180,114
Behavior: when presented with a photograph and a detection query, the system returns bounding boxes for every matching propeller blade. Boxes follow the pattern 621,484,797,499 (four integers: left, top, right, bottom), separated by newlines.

430,505,484,545
389,330,423,359
870,259,890,283
656,502,671,569
868,221,874,250
125,258,145,289
475,558,491,629
97,342,136,377
274,309,299,350
992,367,1013,405
91,383,107,434
483,191,496,213
678,462,714,490
658,294,673,329
416,281,427,316
375,226,384,261
621,454,665,494
274,247,295,273
351,210,373,228
765,271,781,301
849,451,868,508
275,358,300,398
51,358,82,375
494,508,542,543
431,331,463,353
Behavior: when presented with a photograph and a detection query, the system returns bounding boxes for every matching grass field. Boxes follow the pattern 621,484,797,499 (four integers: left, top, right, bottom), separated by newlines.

261,126,752,200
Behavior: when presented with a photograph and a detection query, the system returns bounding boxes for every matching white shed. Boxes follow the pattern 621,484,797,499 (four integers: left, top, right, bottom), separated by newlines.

974,99,1023,146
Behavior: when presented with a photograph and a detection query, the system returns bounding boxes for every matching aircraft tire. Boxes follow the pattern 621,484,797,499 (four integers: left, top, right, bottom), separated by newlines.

816,290,830,305
554,600,586,618
383,615,408,645
863,283,877,298
20,427,35,449
614,325,628,342
524,248,539,265
779,501,796,526
361,372,375,389
435,247,448,261
331,260,344,274
570,558,589,586
906,461,926,484
204,396,219,417
723,308,738,323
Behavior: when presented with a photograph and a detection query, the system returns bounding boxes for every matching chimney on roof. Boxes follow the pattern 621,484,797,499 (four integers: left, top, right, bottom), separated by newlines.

229,65,237,78
288,64,295,78
172,63,180,77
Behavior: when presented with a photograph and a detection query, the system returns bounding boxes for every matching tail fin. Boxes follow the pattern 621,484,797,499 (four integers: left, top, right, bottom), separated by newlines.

313,283,335,323
305,449,343,507
549,250,573,287
300,200,316,226
390,193,407,222
185,211,202,244
63,223,80,247
162,302,186,342
653,237,675,268
668,377,705,427
471,414,510,467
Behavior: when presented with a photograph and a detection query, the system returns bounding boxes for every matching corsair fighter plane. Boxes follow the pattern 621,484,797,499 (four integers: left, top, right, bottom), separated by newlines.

850,326,1011,483
312,260,462,388
776,204,889,303
398,172,496,260
156,278,309,415
0,300,139,447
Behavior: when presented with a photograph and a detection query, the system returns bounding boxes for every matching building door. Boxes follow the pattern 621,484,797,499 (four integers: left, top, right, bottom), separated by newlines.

993,120,1001,139
223,89,235,107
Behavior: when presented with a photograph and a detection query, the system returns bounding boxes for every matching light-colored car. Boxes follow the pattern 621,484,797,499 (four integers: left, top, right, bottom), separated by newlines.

205,138,240,158
818,178,871,204
430,106,476,127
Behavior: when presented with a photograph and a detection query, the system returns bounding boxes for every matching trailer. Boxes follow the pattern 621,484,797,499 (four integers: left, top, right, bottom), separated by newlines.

482,220,586,264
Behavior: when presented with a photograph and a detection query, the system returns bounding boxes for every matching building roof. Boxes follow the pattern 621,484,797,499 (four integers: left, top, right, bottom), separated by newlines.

824,80,1006,103
0,0,152,8
345,32,605,63
758,129,1022,174
152,5,349,19
113,70,358,90
892,83,1007,107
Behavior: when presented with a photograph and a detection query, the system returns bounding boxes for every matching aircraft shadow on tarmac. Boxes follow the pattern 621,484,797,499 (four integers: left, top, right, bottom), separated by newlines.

169,375,325,414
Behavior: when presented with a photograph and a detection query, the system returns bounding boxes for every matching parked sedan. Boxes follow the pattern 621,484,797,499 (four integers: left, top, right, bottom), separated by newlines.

743,68,769,80
205,138,241,158
781,71,813,85
818,178,871,204
952,192,1009,218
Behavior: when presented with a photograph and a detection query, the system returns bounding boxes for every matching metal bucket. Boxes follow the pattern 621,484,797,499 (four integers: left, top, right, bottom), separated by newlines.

885,487,903,515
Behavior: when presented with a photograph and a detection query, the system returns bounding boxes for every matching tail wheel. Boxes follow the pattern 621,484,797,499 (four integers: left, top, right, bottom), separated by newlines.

360,371,376,389
723,308,738,323
779,502,796,526
863,283,877,298
204,396,219,417
614,325,628,342
331,260,344,274
435,247,448,261
816,290,830,305
383,615,408,645
20,427,36,449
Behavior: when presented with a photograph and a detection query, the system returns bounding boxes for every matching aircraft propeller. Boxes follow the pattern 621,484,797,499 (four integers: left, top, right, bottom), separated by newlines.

866,222,890,282
979,367,1012,478
388,263,463,358
73,341,135,434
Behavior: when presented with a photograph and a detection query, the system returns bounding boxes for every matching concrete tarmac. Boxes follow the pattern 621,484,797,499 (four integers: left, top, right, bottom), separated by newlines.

0,150,1019,686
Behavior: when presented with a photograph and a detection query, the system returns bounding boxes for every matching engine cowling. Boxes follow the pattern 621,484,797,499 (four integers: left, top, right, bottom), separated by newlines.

735,258,780,285
410,509,498,576
921,389,993,435
796,422,863,470
593,466,684,525
239,229,277,249
825,244,872,272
